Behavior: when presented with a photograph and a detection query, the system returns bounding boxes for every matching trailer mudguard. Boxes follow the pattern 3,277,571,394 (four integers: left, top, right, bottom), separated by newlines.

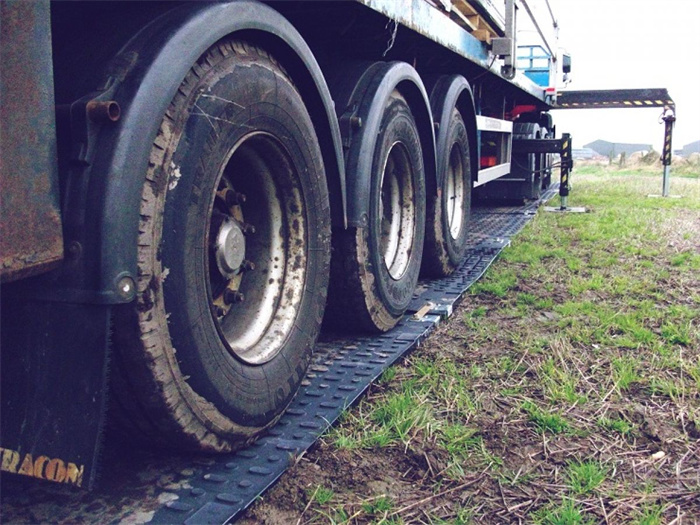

326,61,436,228
67,0,347,304
426,75,479,185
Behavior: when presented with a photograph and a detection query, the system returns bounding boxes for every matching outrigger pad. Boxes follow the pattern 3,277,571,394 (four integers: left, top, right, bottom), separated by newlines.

543,206,587,213
0,298,111,490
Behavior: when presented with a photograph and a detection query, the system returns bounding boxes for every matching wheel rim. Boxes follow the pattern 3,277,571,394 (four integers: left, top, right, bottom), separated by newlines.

446,142,466,240
379,141,415,280
208,132,306,365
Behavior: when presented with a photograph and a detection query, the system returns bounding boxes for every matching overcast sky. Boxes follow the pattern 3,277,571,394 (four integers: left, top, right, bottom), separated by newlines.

541,0,700,152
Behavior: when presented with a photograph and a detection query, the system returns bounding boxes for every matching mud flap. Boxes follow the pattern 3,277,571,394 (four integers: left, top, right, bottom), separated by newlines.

0,299,111,490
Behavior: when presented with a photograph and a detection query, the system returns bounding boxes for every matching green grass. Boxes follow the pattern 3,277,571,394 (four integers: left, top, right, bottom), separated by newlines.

535,499,593,525
379,367,398,384
309,485,335,505
612,357,641,392
565,461,607,494
328,389,438,449
539,358,587,405
670,251,700,268
470,268,518,297
661,321,692,346
633,504,665,525
361,495,394,514
370,392,434,443
320,508,350,524
292,168,700,525
522,400,570,434
516,292,538,305
597,416,635,437
470,305,488,318
439,424,502,474
649,377,682,399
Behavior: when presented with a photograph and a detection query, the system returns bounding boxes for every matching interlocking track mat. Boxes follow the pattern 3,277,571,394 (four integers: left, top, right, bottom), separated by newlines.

0,186,559,525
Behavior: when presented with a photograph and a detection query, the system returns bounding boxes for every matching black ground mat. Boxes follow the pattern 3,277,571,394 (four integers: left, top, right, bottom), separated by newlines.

152,319,438,524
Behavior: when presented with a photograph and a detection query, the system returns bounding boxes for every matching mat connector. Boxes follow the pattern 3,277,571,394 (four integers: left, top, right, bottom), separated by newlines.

412,302,437,320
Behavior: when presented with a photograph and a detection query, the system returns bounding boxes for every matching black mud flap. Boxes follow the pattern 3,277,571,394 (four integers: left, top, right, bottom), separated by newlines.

0,298,111,490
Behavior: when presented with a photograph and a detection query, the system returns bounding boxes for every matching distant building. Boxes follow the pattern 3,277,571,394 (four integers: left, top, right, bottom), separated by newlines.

572,148,598,160
584,140,651,158
682,140,700,157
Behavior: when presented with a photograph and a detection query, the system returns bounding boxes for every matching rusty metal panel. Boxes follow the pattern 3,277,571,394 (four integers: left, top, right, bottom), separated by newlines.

0,0,64,283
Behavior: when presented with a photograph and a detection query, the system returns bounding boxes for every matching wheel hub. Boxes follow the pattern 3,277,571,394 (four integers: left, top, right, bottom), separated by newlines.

215,218,246,279
206,133,309,365
379,142,415,281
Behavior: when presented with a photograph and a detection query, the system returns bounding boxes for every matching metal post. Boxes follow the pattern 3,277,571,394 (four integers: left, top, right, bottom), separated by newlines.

661,106,675,198
559,133,571,210
662,165,671,197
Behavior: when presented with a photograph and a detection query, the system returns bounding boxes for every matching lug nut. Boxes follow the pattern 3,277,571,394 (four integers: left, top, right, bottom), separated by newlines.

117,276,136,300
225,190,247,207
216,306,227,317
223,290,245,304
242,223,256,235
240,260,255,271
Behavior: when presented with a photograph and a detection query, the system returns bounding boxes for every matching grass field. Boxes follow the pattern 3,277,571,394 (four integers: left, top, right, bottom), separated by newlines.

242,165,700,525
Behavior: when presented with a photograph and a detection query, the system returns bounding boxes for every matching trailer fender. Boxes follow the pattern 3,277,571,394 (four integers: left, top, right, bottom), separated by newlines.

326,61,436,228
80,0,346,303
427,75,478,185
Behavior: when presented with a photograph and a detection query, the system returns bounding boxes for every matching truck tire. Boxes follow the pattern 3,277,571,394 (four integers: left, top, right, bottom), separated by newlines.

511,122,542,201
110,39,331,451
327,92,425,333
422,108,472,277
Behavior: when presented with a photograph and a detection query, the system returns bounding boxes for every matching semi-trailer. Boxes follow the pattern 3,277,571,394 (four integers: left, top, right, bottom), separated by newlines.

0,0,673,489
